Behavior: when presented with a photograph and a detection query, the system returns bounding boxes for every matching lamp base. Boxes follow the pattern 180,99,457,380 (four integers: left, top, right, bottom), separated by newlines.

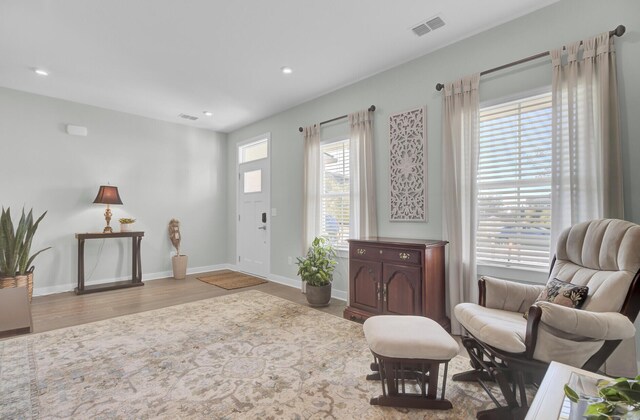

103,206,113,234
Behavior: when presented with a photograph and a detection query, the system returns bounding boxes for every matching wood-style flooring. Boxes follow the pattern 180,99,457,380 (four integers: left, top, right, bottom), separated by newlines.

18,272,346,336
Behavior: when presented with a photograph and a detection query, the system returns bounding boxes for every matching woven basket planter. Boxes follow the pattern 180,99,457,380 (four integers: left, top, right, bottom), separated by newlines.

0,270,34,302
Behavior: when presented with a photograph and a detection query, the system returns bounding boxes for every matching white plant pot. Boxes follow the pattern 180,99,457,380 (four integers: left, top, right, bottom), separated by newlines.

172,255,188,280
120,223,133,232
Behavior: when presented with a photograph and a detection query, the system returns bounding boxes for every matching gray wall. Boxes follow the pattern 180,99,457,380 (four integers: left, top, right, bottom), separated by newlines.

0,87,228,294
226,0,640,294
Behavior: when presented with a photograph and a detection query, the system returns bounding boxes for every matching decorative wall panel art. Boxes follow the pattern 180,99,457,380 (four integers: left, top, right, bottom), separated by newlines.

389,106,427,221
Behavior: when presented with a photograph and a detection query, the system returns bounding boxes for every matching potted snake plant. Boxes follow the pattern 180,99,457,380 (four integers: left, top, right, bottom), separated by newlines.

296,236,337,306
0,207,50,301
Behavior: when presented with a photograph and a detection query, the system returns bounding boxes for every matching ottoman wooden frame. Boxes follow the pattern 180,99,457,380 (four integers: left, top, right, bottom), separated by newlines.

366,353,453,409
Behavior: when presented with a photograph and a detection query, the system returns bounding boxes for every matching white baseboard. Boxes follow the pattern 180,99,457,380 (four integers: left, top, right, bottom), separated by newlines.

33,263,231,296
32,263,347,301
235,267,347,302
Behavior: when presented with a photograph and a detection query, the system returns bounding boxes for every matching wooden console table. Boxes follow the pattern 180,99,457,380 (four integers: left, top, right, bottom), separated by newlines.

75,231,144,295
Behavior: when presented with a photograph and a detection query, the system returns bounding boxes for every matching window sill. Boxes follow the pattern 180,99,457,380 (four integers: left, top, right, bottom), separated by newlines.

477,264,548,285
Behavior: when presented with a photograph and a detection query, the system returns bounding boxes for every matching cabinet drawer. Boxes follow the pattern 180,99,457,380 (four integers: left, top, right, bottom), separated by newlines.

350,245,380,261
380,248,421,265
351,245,421,265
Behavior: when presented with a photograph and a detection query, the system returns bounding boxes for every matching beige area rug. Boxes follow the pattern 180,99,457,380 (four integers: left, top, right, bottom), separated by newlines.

197,270,267,290
0,290,520,419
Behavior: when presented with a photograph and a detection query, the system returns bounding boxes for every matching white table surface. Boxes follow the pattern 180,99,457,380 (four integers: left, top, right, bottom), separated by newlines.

525,361,608,420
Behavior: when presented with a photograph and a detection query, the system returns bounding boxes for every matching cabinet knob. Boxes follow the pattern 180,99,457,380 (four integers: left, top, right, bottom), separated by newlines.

357,248,366,255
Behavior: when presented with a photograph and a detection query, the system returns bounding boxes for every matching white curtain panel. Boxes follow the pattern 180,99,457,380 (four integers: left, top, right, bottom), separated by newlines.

302,124,321,251
550,33,630,377
550,33,624,250
442,74,480,335
349,109,378,239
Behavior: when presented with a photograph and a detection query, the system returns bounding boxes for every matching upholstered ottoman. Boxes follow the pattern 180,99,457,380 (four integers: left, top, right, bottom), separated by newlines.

363,315,459,409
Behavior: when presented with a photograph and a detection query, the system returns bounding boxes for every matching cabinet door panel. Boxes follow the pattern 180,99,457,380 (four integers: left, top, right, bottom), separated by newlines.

350,259,382,313
382,263,422,315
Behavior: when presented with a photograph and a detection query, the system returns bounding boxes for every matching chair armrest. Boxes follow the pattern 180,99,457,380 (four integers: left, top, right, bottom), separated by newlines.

536,301,636,340
480,276,545,312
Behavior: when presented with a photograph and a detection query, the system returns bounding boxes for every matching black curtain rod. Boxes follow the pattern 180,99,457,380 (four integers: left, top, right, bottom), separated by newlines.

435,24,626,91
298,105,376,132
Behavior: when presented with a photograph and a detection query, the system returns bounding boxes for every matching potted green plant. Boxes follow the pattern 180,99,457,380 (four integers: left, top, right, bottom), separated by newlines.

565,375,640,419
296,236,337,307
168,218,187,279
0,207,50,301
118,217,136,232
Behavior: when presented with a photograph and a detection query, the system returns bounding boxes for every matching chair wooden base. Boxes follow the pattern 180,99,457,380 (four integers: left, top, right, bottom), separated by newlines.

475,406,528,420
370,395,453,410
453,335,546,420
366,354,453,410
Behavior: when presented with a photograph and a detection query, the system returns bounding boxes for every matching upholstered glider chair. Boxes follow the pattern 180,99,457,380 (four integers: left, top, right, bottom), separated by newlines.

453,219,640,420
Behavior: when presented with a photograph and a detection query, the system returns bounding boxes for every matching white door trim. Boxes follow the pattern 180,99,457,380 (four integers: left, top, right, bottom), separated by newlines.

236,133,271,278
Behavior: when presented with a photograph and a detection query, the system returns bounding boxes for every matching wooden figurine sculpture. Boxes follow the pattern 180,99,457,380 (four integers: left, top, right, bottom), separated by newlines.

168,219,187,279
168,218,181,255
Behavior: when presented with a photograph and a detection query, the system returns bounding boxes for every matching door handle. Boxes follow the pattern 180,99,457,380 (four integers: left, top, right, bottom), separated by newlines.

258,226,267,230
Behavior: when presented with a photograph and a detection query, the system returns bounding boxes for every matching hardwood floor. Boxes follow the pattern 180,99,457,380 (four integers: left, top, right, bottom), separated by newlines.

14,271,346,336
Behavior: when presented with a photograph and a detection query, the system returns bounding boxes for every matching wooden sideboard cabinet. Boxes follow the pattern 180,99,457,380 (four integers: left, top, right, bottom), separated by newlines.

343,237,449,331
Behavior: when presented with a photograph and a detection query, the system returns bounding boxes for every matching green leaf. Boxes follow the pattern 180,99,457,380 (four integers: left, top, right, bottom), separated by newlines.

564,384,580,403
584,402,611,416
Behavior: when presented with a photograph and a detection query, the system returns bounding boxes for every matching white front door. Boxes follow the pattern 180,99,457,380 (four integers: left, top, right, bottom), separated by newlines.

237,135,270,278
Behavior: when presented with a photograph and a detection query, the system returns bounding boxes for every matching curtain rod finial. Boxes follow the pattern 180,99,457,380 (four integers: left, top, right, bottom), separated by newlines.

435,83,444,91
614,25,626,37
298,127,303,132
368,105,376,112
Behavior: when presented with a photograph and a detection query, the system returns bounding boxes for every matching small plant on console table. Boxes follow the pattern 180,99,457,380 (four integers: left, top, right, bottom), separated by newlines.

118,218,136,232
296,236,337,307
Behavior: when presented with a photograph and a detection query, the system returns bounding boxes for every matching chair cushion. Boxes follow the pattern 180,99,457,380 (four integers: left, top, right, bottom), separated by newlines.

363,315,459,360
455,303,527,354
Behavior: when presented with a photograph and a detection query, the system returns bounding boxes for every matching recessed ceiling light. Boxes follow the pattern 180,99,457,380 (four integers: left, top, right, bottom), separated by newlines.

33,68,49,76
281,66,293,75
203,111,213,117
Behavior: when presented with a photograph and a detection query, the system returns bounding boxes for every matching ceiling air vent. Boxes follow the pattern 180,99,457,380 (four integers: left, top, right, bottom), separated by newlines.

412,23,431,37
411,15,446,37
178,113,199,121
426,16,445,31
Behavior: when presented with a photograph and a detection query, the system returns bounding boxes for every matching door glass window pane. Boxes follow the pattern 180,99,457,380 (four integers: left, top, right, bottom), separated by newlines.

239,139,268,163
243,169,262,193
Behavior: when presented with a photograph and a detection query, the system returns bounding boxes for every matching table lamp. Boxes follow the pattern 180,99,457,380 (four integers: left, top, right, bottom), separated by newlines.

93,185,123,233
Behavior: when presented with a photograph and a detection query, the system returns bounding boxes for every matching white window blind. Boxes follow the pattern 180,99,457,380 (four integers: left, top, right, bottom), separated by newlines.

477,91,552,271
320,138,350,249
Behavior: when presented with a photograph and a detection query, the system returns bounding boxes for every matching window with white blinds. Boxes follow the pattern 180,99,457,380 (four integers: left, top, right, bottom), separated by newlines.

477,91,552,271
320,138,350,249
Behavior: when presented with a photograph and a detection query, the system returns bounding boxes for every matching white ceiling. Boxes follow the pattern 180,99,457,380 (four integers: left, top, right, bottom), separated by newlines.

0,0,558,133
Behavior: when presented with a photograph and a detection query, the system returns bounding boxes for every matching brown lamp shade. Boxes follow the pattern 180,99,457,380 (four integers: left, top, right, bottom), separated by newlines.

93,185,123,205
